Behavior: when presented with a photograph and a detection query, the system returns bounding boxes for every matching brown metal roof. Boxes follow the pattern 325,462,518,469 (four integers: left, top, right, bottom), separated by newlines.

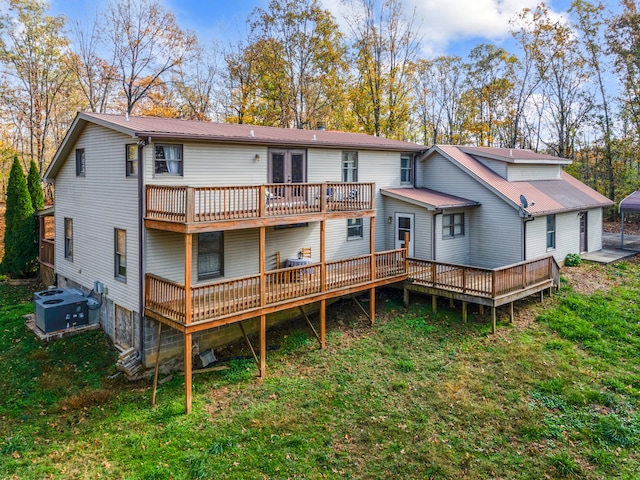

81,112,424,151
381,188,479,210
430,145,613,216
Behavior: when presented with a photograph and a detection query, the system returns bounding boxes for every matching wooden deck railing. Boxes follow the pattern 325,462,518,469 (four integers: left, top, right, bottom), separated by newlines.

39,238,55,267
145,248,406,325
407,255,557,298
146,182,375,223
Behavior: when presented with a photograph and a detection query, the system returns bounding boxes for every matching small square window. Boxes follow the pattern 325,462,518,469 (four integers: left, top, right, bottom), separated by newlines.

347,218,363,239
76,149,85,176
126,144,138,176
155,144,183,175
443,213,464,238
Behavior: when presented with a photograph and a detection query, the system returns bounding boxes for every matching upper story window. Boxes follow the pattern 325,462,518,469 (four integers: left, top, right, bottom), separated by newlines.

154,144,183,175
342,151,358,182
126,144,138,177
443,213,464,238
401,155,412,184
75,149,85,176
347,218,363,239
547,214,556,249
64,218,73,260
198,232,224,280
115,228,127,281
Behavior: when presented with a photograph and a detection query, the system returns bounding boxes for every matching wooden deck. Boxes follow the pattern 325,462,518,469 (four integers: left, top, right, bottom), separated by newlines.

144,182,375,232
404,255,560,332
145,249,407,332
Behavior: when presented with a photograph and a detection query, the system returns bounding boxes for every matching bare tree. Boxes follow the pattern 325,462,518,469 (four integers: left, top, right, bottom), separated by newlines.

101,0,197,115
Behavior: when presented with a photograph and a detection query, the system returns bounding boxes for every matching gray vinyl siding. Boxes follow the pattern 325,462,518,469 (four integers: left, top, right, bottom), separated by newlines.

54,123,139,313
381,197,432,260
420,153,522,268
435,210,470,265
507,164,562,181
526,209,602,263
587,208,603,252
474,157,507,178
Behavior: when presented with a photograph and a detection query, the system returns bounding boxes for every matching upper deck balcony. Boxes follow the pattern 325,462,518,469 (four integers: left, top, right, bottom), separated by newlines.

145,182,375,233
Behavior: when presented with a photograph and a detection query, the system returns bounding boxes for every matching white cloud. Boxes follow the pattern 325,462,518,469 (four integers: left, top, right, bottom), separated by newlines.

320,0,570,58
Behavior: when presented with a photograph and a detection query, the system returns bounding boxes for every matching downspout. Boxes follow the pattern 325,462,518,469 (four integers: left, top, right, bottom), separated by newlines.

432,209,443,260
138,138,148,360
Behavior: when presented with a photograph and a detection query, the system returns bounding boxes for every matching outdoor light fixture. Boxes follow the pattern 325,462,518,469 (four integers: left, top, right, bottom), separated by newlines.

387,216,393,224
254,154,261,162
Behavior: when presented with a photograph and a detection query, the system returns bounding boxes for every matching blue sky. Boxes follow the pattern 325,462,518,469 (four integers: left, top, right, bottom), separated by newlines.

49,0,587,59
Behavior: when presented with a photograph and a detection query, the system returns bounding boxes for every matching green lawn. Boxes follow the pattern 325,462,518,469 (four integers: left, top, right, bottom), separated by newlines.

1,261,639,479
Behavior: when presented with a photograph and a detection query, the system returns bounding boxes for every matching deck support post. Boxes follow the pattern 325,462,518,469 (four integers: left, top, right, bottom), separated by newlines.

491,307,496,334
185,234,192,324
479,305,485,315
432,295,437,314
540,290,544,302
184,332,192,414
403,288,409,308
462,301,467,323
320,299,326,349
151,321,163,407
509,302,514,323
259,314,266,377
449,298,454,308
369,288,375,324
238,322,260,370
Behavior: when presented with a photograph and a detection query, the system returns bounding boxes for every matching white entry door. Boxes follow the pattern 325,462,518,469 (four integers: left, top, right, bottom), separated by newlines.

395,213,414,257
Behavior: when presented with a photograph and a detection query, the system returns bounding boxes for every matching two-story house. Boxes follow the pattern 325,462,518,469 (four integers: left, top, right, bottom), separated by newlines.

43,113,612,412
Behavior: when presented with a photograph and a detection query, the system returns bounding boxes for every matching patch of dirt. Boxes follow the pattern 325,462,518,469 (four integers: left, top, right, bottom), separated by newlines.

604,219,640,235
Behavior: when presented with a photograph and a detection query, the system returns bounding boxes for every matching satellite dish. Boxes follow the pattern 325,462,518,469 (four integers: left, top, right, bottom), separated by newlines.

520,194,528,208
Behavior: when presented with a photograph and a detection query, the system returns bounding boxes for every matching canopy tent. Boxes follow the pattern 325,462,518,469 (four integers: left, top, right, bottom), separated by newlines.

618,191,640,248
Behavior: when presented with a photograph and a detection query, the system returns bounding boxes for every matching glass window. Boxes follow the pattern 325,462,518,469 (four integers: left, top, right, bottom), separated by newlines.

347,218,363,239
76,149,85,176
126,144,138,176
547,215,556,249
64,218,73,260
154,144,183,175
115,228,126,280
443,213,464,238
401,155,412,184
198,232,223,280
342,151,358,182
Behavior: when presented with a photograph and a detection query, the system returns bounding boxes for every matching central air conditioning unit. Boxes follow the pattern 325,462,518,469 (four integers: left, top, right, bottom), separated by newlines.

33,288,65,301
35,293,89,333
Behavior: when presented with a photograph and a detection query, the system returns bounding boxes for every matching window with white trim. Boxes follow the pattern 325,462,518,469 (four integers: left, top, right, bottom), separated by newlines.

342,151,358,182
76,149,85,176
347,218,363,239
400,155,412,184
198,232,224,280
154,144,183,175
115,228,126,281
547,214,556,249
64,218,73,260
126,144,138,177
443,213,464,238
